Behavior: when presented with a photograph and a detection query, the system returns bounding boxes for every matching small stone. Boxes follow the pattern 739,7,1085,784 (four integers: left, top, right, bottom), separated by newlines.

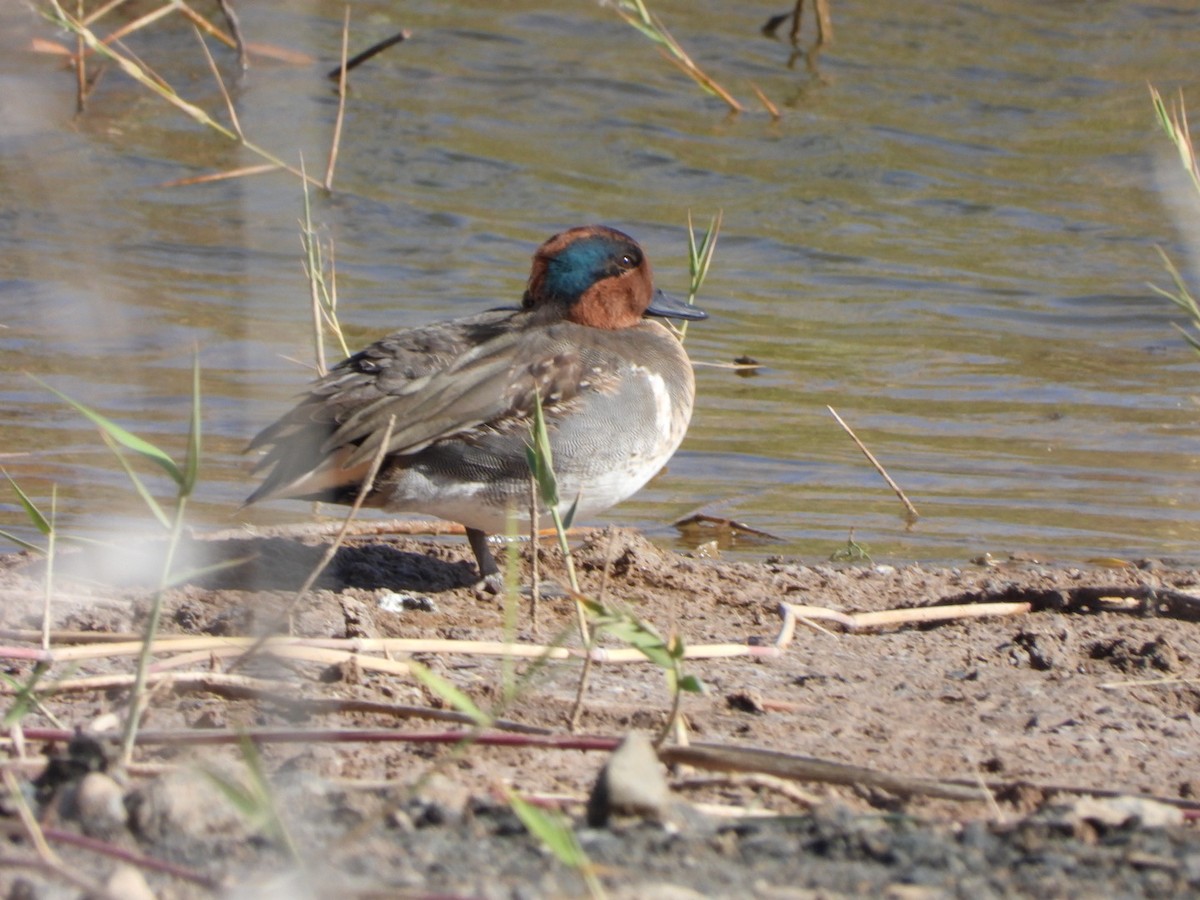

129,769,249,845
70,772,128,838
101,865,155,900
587,732,670,827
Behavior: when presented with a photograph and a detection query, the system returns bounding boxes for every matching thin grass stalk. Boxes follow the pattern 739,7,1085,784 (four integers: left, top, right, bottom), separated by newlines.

292,413,394,602
323,240,348,356
174,0,239,51
528,476,541,634
324,4,351,191
193,25,243,139
46,0,319,185
120,493,188,765
228,414,395,673
527,392,588,642
81,0,127,27
300,161,328,377
0,634,780,666
1151,85,1200,195
73,0,86,114
40,488,57,652
120,356,201,764
827,405,919,523
680,210,721,340
3,768,62,866
99,432,171,528
97,2,176,49
500,522,522,702
612,0,743,113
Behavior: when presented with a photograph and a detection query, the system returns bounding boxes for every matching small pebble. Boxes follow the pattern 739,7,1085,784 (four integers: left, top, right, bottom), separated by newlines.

70,772,128,839
102,865,155,900
587,732,670,827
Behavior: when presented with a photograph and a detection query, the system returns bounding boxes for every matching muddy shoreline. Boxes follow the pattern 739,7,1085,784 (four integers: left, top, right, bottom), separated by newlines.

3,527,1199,897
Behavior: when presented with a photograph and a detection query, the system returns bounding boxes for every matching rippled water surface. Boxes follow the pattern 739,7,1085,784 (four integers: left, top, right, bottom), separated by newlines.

4,0,1200,565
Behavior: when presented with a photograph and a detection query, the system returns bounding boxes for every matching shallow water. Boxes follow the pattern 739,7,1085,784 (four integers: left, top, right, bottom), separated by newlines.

3,0,1200,566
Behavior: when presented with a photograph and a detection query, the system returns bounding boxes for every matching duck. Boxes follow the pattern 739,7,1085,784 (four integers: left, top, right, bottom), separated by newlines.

245,225,707,588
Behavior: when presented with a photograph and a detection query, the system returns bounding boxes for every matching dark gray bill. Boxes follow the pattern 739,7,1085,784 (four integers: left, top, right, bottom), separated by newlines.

646,289,707,321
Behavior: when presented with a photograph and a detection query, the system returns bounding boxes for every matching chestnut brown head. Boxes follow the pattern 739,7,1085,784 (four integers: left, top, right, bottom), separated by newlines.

523,225,706,330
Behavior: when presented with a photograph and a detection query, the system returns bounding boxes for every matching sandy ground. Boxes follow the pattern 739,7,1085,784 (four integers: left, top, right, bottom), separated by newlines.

2,525,1200,898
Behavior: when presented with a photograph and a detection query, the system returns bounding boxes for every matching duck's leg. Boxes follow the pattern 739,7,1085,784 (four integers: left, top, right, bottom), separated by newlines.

466,527,503,595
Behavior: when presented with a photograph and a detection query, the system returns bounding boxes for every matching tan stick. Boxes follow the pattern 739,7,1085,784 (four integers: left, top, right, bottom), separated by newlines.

827,405,919,521
324,5,350,191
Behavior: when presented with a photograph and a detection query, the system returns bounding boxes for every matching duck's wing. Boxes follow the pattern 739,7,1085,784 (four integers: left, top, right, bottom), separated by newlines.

245,310,602,504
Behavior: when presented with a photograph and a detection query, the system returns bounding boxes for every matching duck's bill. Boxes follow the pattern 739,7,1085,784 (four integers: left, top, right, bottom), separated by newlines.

646,289,708,321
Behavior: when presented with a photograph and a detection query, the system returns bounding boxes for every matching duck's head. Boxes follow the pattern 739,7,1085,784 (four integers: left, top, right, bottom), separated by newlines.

523,225,708,330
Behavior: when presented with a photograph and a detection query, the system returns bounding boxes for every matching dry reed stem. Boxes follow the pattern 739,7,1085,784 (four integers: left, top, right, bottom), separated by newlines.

157,163,281,188
528,476,541,633
3,768,61,866
98,3,175,48
826,404,920,522
291,414,396,602
0,634,779,666
324,4,350,191
658,48,744,113
193,25,242,139
48,0,322,185
568,530,620,732
15,724,1200,815
81,0,128,27
11,671,548,733
17,820,218,890
73,0,86,113
176,0,237,53
659,743,987,802
749,81,781,120
778,601,1030,636
0,601,1032,668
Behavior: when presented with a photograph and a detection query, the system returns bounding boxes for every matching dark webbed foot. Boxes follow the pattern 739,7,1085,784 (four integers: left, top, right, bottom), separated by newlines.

465,527,569,599
467,527,502,598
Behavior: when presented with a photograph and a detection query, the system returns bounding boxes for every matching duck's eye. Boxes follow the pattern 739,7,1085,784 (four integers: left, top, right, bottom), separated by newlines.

619,254,636,269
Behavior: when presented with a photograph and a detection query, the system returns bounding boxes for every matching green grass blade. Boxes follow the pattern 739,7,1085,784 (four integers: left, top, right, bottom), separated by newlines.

505,789,605,898
99,433,171,529
0,529,46,554
1171,322,1200,353
2,470,51,536
526,392,560,508
32,376,184,487
506,791,585,866
1,663,50,728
